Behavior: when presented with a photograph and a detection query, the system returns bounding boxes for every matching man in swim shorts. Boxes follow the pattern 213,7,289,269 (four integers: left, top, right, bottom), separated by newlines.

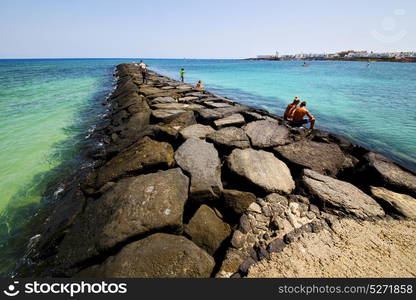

289,101,316,130
284,97,300,120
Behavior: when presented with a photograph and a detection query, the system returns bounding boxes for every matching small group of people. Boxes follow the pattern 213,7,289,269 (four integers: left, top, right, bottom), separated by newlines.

284,97,315,130
179,68,204,90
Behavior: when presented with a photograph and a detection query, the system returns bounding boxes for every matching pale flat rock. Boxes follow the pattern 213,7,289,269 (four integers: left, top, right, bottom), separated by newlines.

205,101,232,108
214,113,245,129
371,186,416,219
151,103,204,111
178,96,199,102
244,120,290,147
227,148,295,194
179,124,215,140
301,169,385,218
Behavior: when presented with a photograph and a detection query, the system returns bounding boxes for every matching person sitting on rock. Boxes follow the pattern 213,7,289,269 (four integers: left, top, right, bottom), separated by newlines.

284,97,300,120
195,80,204,90
289,101,315,130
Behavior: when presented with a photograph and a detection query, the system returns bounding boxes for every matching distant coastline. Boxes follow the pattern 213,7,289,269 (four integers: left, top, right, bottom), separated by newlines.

245,57,416,63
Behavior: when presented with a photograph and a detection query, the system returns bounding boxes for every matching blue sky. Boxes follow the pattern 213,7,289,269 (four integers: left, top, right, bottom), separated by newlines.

0,0,415,58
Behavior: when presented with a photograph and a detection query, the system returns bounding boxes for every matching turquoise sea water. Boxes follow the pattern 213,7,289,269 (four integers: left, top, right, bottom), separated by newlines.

0,58,415,274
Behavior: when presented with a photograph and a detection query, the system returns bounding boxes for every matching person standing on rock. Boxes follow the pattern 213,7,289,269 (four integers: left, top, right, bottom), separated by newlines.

284,97,300,121
180,68,185,82
139,60,148,84
289,101,316,130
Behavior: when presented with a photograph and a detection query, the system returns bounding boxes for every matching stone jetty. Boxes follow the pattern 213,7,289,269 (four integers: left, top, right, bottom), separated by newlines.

21,63,416,278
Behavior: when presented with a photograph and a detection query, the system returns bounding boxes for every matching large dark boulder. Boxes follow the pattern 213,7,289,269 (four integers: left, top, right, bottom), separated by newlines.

244,120,290,148
301,169,385,218
227,149,295,194
207,127,250,149
96,136,175,187
77,233,215,278
184,205,232,255
364,153,416,197
56,168,189,266
274,140,347,176
175,139,223,202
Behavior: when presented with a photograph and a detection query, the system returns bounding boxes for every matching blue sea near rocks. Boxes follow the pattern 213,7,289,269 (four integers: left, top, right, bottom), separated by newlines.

0,58,415,274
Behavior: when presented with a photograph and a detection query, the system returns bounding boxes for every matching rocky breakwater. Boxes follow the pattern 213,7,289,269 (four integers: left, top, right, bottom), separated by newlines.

22,63,416,278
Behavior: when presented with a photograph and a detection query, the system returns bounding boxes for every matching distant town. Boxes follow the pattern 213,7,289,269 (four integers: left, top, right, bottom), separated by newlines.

247,50,416,63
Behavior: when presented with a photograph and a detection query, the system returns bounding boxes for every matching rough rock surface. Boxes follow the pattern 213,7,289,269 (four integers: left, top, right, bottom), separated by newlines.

371,186,416,219
223,189,256,216
244,120,290,148
274,140,347,176
365,153,416,197
175,139,223,202
57,168,189,266
184,205,232,255
179,124,215,140
96,136,174,187
206,127,250,149
213,113,245,129
301,169,385,218
248,218,416,278
227,149,295,194
77,233,215,278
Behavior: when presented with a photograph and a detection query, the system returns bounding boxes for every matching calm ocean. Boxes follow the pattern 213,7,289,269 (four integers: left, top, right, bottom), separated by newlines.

0,58,415,273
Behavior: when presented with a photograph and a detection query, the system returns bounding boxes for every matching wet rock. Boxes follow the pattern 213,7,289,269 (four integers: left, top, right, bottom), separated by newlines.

184,205,232,255
244,120,290,148
274,140,347,176
175,139,223,202
77,233,214,278
179,124,215,140
223,189,256,216
36,187,86,255
364,153,416,197
95,136,175,187
214,113,245,129
301,169,385,218
227,149,295,194
370,186,416,219
206,127,250,149
57,168,189,266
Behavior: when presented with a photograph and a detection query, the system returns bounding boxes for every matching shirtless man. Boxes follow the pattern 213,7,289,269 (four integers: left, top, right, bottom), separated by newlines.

290,101,315,130
283,97,300,120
